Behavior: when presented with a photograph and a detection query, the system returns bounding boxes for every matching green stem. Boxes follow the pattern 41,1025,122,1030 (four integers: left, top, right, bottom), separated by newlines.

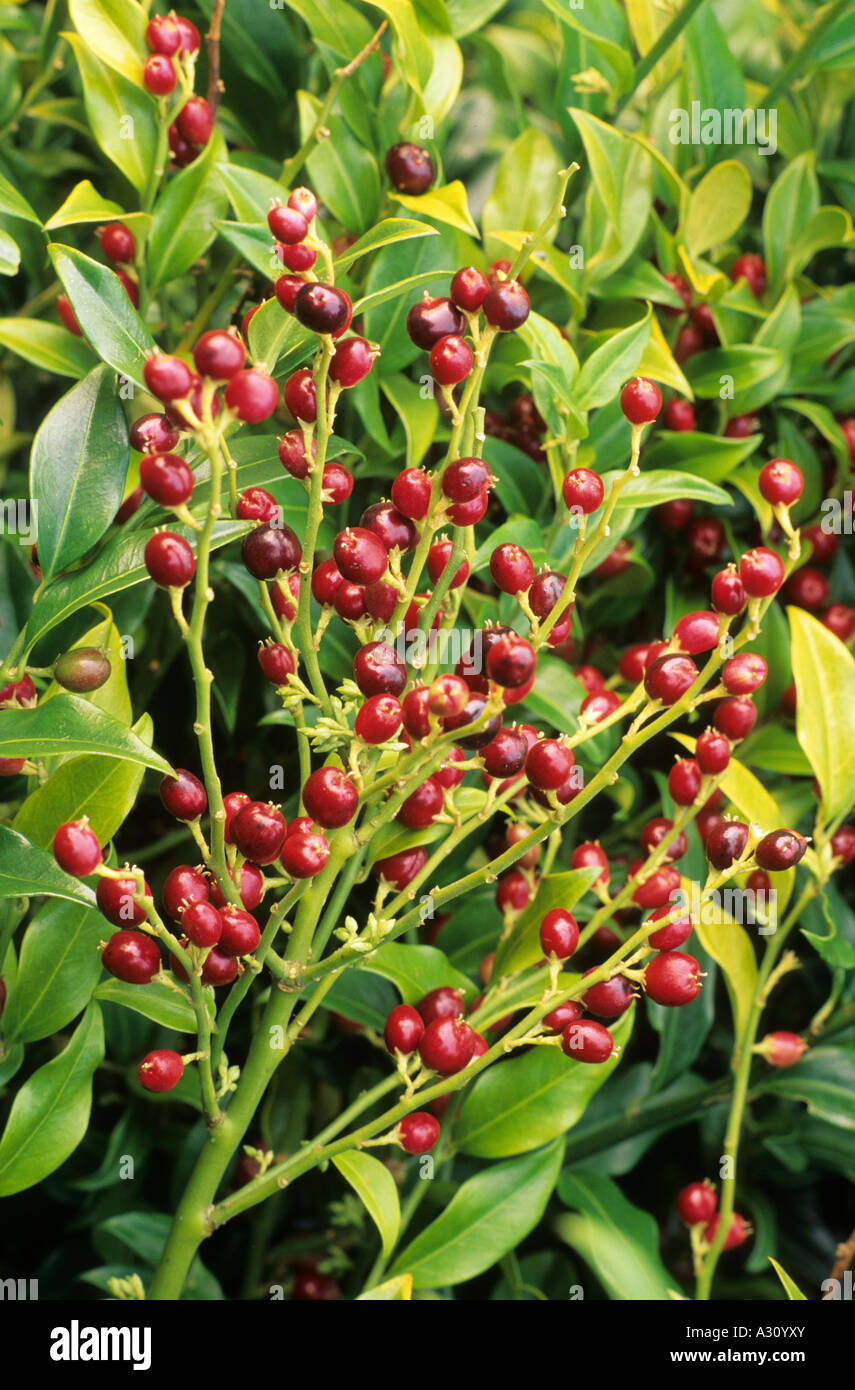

614,0,709,117
765,0,850,105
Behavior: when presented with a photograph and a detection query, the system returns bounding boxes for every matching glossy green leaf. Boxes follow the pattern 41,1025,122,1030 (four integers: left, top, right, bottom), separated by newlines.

297,91,381,233
332,1150,400,1258
0,168,40,224
790,606,855,822
769,1258,806,1300
605,469,731,510
357,1274,412,1300
2,898,104,1044
555,1169,675,1299
333,217,439,271
13,714,151,850
0,319,95,378
0,1002,104,1195
49,243,155,387
574,306,651,410
44,179,144,231
642,429,761,482
148,136,229,289
692,884,758,1040
65,34,156,195
758,1048,855,1130
0,825,97,906
359,943,475,1005
391,181,479,237
455,1008,634,1158
0,692,172,774
0,228,20,276
30,364,129,582
380,373,438,468
684,160,752,257
482,127,562,261
93,977,199,1032
68,0,146,83
389,1140,563,1287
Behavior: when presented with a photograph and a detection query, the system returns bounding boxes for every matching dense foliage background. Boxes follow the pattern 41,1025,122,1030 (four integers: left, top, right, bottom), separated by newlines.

0,0,854,1303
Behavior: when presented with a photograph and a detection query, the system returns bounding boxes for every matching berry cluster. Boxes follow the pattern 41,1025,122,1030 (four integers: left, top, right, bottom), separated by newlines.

142,12,213,167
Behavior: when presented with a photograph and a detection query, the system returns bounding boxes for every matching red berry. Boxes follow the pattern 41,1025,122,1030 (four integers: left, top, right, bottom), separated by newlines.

103,929,161,984
231,801,287,864
562,468,604,514
539,908,579,960
258,643,295,686
374,846,428,890
644,951,702,1006
129,414,180,456
99,222,135,264
631,862,681,909
529,570,567,618
397,776,443,828
740,547,784,597
384,1004,425,1054
241,522,300,579
280,830,330,879
696,729,731,775
163,864,209,920
831,825,855,865
418,987,465,1025
96,875,148,928
302,767,358,828
646,905,693,951
486,633,536,689
755,829,807,871
526,738,573,791
721,653,767,695
218,905,261,957
704,1212,751,1250
582,971,634,1018
334,527,388,585
450,265,489,312
398,1112,440,1154
311,559,343,608
448,492,489,527
277,242,317,272
138,1048,184,1092
288,186,318,221
571,841,609,887
329,335,376,387
580,689,621,724
176,97,212,147
139,452,194,507
821,603,855,642
354,694,402,744
295,283,352,336
785,566,829,611
640,817,687,862
711,565,747,616
759,458,803,507
490,543,534,594
334,582,367,621
160,768,207,821
729,253,766,299
238,487,279,524
442,457,490,503
225,368,278,422
686,516,725,568
181,900,222,948
706,820,749,870
673,610,719,654
483,726,528,779
418,1017,475,1075
482,281,530,331
144,352,193,403
430,334,473,386
53,647,111,694
561,1019,614,1063
353,641,406,698
759,1030,806,1068
362,501,417,553
385,142,435,194
658,498,694,529
663,399,695,431
543,1000,583,1032
200,948,239,986
427,537,469,588
145,14,181,54
713,697,756,741
495,869,531,912
193,329,245,381
644,653,697,704
143,53,176,95
391,467,432,519
407,295,466,350
53,820,101,876
676,1182,717,1226
803,524,838,565
267,203,309,244
620,377,661,424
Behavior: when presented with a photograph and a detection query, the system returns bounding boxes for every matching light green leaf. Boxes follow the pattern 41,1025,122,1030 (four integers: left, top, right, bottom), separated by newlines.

555,1169,675,1299
789,606,855,822
359,943,475,1005
148,136,229,288
574,306,651,410
65,34,156,195
0,1003,104,1195
391,181,479,237
69,0,146,83
0,319,96,378
482,127,562,260
49,243,155,387
684,160,752,257
332,1150,400,1258
0,825,97,906
769,1257,806,1300
94,977,199,1032
0,692,172,774
2,898,104,1044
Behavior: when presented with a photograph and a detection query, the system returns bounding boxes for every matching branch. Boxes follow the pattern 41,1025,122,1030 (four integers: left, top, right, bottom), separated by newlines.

206,0,226,118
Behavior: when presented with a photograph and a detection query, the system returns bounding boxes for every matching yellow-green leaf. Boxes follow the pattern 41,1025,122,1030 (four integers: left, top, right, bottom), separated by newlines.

691,878,758,1040
683,160,752,257
357,1274,412,1300
769,1257,806,1300
332,1150,400,1258
391,180,479,237
790,606,855,822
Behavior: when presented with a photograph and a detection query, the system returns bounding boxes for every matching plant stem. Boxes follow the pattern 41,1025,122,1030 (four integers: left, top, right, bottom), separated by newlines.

765,0,850,105
614,0,709,117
